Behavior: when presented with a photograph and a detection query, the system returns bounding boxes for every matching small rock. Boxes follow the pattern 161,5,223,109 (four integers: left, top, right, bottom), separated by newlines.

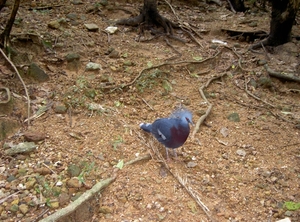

220,127,229,137
19,204,29,215
227,112,240,122
187,161,197,168
65,53,80,62
25,178,37,189
84,23,99,32
108,50,119,58
27,62,49,82
53,102,68,114
23,131,46,142
7,175,17,182
67,164,81,177
34,167,52,175
99,205,113,214
59,193,70,206
4,142,37,156
100,0,108,6
86,62,102,71
10,204,19,212
50,201,60,209
71,0,83,5
236,149,246,157
48,20,60,29
105,26,118,34
67,177,82,188
258,76,272,88
65,53,81,71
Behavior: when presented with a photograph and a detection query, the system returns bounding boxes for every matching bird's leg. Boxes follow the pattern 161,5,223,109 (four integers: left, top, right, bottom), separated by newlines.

173,149,177,158
165,147,170,160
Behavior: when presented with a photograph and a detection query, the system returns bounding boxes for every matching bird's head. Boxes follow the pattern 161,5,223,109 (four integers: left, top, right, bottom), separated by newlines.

171,108,193,126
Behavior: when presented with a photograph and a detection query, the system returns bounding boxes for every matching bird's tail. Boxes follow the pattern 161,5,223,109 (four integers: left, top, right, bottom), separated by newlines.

139,123,152,132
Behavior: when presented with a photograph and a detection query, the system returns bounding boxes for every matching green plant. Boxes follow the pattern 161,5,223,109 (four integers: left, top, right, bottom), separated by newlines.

136,68,167,92
112,135,123,150
284,201,300,211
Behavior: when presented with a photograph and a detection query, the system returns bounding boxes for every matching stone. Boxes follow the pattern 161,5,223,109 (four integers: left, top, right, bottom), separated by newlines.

4,142,37,156
84,23,99,32
19,204,29,214
25,178,36,189
27,63,49,82
50,201,60,209
86,62,102,71
187,161,197,168
34,167,52,175
108,50,119,58
0,119,20,141
23,131,46,142
67,164,81,177
99,205,113,214
67,177,82,188
65,53,81,71
227,112,240,122
236,149,246,157
48,20,60,29
53,102,68,114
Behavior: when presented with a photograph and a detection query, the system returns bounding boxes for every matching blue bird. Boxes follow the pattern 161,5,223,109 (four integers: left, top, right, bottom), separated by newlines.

140,108,193,159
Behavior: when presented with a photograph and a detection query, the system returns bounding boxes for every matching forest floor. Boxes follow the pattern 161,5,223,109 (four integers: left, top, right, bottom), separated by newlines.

0,0,300,221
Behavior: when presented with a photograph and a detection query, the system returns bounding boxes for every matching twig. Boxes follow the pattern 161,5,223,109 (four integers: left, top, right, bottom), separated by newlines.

124,154,151,166
164,37,182,60
261,42,271,60
141,98,154,110
41,162,57,175
0,191,20,204
175,173,215,222
0,48,30,126
32,209,50,222
164,0,179,21
39,176,116,222
245,78,275,108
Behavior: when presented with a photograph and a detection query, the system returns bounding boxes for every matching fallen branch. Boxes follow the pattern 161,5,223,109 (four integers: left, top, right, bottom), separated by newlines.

191,73,227,138
39,176,116,222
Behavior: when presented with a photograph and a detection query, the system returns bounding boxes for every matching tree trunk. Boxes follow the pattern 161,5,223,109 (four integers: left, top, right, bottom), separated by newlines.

228,0,246,12
267,0,299,46
116,0,175,35
251,0,300,49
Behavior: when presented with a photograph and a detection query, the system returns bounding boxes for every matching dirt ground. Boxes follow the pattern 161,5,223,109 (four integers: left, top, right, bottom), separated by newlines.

0,0,300,221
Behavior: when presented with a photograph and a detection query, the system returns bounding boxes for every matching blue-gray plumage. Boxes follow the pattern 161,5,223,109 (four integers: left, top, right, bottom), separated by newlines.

140,108,193,159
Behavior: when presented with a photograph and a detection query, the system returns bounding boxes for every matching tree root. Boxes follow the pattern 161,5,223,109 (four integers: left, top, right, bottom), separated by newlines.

264,64,300,83
39,177,116,222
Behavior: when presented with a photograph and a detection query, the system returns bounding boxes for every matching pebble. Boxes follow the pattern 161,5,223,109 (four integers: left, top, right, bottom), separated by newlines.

67,177,82,188
186,161,197,168
84,23,99,32
19,204,29,214
236,149,246,157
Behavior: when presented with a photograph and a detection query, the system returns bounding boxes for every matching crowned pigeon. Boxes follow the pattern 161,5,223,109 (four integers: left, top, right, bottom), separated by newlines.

140,108,193,159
